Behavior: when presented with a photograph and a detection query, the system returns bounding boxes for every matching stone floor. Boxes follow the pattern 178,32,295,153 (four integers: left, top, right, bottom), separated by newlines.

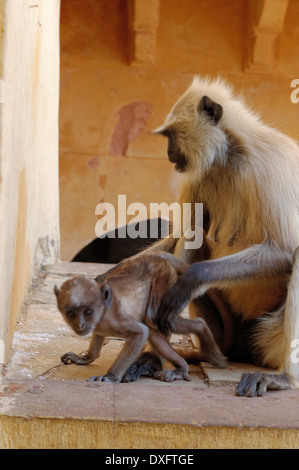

0,261,299,449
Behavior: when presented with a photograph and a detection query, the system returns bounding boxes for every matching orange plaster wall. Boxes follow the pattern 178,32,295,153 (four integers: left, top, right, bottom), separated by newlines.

59,0,299,261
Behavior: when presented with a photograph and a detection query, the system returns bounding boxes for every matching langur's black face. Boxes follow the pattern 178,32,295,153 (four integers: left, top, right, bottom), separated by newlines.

156,94,224,174
161,129,188,173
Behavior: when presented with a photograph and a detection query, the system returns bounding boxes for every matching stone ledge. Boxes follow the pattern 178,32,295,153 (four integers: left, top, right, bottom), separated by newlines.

0,378,298,449
1,261,298,449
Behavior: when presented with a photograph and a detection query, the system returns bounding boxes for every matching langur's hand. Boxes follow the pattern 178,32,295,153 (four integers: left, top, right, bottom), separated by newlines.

156,273,194,335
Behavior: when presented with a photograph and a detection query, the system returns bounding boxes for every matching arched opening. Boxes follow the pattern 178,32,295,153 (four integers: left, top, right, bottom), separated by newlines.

72,218,168,264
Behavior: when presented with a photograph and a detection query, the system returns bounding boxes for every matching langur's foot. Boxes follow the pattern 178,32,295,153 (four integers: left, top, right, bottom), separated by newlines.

122,352,162,382
235,372,296,397
87,372,120,384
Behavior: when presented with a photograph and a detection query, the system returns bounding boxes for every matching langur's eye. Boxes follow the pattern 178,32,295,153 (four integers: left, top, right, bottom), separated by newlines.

84,308,92,316
66,310,76,318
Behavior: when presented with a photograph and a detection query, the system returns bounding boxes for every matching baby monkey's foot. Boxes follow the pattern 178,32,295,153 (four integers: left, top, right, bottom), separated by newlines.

154,366,191,382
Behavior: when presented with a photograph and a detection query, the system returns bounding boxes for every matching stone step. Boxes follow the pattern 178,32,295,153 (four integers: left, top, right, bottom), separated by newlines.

1,262,298,449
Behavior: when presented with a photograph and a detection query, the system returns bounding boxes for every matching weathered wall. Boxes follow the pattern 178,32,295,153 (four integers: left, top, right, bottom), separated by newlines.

59,0,299,261
0,0,61,363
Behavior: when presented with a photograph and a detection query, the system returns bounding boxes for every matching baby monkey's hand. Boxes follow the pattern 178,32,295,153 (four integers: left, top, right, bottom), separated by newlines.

61,351,93,365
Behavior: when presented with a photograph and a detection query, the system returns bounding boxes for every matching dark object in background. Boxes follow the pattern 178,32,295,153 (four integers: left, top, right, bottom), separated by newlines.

72,218,168,264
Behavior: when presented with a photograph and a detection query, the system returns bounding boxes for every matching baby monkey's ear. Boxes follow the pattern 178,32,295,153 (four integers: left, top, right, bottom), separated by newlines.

54,285,59,297
101,284,113,308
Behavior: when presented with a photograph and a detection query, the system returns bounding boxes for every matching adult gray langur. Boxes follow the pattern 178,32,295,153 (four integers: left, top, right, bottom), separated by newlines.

124,76,299,397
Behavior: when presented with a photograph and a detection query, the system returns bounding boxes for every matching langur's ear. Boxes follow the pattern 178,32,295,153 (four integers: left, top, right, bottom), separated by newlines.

199,95,223,125
101,284,113,308
54,285,59,297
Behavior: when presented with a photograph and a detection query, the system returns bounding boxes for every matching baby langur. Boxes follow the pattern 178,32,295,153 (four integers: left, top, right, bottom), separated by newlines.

54,251,227,384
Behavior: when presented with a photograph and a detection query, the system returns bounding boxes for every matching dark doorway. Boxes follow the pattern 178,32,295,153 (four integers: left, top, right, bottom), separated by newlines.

72,218,168,264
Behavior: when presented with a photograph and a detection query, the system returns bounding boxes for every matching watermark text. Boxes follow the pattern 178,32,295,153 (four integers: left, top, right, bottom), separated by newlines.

95,195,203,249
290,79,299,103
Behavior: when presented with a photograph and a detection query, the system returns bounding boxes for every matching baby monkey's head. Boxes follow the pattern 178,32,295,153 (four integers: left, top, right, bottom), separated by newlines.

54,275,112,336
